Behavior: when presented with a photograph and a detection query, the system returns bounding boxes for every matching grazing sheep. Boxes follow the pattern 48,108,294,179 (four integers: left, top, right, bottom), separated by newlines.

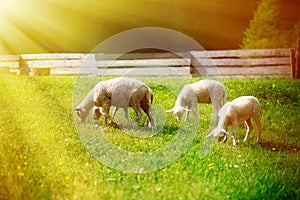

207,96,263,146
167,79,226,123
93,77,155,128
75,77,155,128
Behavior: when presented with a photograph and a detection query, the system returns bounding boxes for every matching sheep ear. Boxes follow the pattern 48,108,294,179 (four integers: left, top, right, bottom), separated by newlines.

221,129,232,138
75,108,81,117
207,131,213,137
166,108,174,113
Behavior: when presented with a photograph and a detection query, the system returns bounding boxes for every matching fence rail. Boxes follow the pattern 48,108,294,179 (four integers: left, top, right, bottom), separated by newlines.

0,47,299,78
190,48,295,78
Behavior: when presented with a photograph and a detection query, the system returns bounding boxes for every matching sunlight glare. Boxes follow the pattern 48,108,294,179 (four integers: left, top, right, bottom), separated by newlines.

0,0,15,15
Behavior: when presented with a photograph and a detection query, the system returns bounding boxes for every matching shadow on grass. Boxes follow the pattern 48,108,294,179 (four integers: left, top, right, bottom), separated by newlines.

260,141,300,153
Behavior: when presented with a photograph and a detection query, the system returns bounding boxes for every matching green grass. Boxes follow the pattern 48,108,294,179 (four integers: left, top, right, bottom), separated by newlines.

0,74,299,199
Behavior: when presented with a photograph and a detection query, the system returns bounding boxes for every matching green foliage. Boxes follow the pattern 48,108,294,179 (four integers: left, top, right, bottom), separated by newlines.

241,0,300,49
0,75,299,199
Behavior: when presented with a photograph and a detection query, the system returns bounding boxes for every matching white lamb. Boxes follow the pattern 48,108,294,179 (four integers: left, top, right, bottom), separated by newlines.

75,77,155,128
167,79,226,123
207,96,263,146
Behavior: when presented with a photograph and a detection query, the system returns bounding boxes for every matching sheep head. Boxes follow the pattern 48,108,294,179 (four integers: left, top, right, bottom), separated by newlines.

166,106,190,121
207,128,232,141
75,107,89,123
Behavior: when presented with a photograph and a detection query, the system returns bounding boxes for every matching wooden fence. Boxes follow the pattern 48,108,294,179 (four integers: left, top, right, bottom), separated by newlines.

0,47,299,79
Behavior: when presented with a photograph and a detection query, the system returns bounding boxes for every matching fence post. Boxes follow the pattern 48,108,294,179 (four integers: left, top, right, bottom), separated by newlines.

19,56,29,75
295,38,300,79
189,51,208,77
290,48,296,78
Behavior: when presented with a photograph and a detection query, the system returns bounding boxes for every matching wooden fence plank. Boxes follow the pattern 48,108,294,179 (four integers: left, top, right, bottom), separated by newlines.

96,58,190,68
0,61,19,68
94,67,191,76
26,58,190,68
95,52,189,60
192,57,290,66
213,66,290,75
191,48,291,58
21,53,88,60
26,60,85,68
51,66,191,76
0,55,19,61
191,66,291,78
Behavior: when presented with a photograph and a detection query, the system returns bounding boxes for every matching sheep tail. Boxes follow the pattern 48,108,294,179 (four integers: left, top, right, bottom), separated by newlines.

222,91,226,105
147,87,154,104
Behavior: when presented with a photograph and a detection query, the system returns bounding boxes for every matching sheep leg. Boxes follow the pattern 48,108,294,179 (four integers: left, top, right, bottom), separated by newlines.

123,108,131,125
93,107,101,120
232,121,238,146
132,105,142,128
111,107,119,119
244,119,253,142
141,96,156,128
211,99,221,124
222,128,229,143
141,106,155,129
253,114,263,143
184,109,190,122
102,112,121,129
191,104,199,122
93,107,101,127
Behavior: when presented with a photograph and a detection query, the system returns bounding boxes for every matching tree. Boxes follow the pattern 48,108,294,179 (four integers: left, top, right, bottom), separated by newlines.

241,0,300,49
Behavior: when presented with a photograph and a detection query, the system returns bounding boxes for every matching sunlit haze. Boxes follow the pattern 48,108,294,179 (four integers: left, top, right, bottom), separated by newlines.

0,0,258,54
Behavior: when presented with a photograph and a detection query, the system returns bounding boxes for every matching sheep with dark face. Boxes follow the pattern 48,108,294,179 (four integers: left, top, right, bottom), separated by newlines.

207,96,263,146
167,79,226,123
75,77,155,128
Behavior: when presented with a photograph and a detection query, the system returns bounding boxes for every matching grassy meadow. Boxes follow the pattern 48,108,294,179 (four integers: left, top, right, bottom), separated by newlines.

0,74,299,200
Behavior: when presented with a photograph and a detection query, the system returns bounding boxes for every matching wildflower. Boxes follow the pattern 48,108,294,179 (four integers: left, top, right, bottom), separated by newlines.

18,172,24,177
272,147,276,151
208,163,214,167
234,165,239,168
139,168,144,173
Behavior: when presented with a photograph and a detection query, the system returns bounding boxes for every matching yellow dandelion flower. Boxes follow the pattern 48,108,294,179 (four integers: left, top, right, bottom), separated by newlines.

18,172,24,177
208,163,214,167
